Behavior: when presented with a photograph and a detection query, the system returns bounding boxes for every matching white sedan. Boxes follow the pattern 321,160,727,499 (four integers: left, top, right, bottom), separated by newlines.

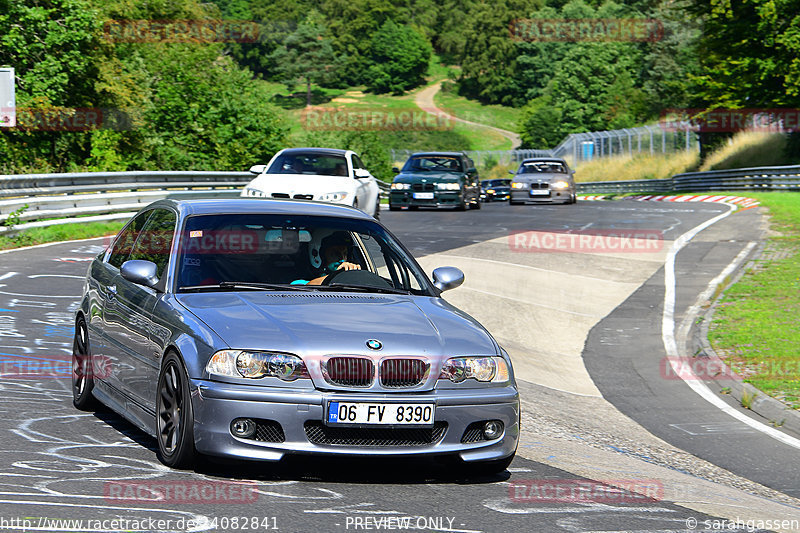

241,148,382,218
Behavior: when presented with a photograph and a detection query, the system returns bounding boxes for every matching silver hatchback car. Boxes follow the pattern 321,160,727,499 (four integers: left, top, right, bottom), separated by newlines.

73,199,519,472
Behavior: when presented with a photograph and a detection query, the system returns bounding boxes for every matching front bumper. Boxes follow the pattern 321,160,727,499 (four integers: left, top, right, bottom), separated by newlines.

389,191,463,208
485,192,510,201
191,379,520,462
510,189,571,203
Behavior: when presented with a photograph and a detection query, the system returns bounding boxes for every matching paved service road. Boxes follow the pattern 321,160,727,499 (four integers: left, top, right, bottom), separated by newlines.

0,201,795,532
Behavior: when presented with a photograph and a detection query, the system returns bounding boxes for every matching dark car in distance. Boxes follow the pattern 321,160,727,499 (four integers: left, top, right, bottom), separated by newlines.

389,152,481,211
480,179,511,202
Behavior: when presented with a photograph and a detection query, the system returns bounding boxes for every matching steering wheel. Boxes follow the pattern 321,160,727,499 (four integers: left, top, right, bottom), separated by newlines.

321,269,393,289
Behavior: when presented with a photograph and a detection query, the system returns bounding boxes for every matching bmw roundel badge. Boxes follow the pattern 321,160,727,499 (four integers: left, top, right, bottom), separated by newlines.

366,339,383,351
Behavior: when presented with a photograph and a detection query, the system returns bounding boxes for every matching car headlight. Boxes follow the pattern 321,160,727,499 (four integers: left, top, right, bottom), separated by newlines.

436,182,462,191
243,188,267,197
439,357,509,383
319,191,349,202
552,181,569,189
486,189,496,194
511,182,525,189
391,183,411,190
206,350,308,381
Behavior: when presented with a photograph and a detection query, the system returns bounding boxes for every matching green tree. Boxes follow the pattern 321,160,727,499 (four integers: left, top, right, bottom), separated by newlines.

366,20,431,94
270,13,341,107
687,0,800,109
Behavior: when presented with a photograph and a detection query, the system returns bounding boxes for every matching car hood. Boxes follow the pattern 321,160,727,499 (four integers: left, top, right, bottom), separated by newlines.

244,174,356,195
395,171,462,183
176,292,498,390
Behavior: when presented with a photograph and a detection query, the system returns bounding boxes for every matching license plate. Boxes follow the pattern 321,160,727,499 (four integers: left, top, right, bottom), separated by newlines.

529,189,550,196
413,192,434,200
327,402,434,425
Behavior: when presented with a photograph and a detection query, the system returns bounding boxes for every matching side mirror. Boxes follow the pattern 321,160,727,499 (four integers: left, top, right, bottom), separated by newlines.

392,167,400,173
508,170,515,175
432,267,464,292
249,164,267,174
354,168,371,179
121,260,160,289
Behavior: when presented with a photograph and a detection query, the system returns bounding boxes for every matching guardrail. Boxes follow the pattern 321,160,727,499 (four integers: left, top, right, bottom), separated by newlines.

577,164,800,195
0,171,392,234
0,171,253,233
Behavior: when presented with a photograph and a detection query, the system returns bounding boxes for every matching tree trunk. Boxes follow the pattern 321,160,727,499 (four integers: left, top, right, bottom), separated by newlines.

306,78,312,108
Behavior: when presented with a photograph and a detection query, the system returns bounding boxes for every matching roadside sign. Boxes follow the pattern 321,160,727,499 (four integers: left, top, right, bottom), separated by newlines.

0,68,16,127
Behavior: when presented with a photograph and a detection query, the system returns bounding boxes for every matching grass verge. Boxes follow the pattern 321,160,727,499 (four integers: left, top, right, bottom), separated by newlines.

573,151,699,182
699,131,797,171
433,88,521,134
708,192,800,409
0,221,126,252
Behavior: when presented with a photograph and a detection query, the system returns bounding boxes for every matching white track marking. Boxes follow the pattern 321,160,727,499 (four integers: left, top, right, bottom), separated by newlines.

0,236,107,255
0,272,18,280
28,274,84,279
662,203,800,450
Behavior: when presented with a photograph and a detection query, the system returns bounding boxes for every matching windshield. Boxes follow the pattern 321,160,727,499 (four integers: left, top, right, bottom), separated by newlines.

176,214,431,295
402,155,463,173
519,161,567,174
485,179,511,187
267,153,349,177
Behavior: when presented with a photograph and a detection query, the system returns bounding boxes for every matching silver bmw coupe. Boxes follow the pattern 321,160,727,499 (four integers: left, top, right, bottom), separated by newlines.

73,198,519,472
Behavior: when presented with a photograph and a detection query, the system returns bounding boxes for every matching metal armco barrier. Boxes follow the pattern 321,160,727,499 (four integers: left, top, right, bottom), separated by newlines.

577,164,800,195
0,170,392,233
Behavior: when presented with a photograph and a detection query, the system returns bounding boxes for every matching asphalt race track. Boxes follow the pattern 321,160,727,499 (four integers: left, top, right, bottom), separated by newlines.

0,200,796,533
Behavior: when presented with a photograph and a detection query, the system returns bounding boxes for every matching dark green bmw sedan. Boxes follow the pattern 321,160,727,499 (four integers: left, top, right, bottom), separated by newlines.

389,152,481,211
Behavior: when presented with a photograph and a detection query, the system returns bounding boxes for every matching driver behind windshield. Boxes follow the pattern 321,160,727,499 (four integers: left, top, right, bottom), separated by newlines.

292,231,361,285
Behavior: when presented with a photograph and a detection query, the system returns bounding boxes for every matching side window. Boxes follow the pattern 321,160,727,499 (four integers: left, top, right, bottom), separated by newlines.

359,233,422,291
108,211,153,269
128,209,177,279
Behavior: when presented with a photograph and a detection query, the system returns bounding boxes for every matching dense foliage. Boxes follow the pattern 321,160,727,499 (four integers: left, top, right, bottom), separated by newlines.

0,0,287,173
2,0,799,172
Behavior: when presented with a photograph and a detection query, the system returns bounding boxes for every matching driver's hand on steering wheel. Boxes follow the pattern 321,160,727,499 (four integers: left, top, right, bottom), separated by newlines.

337,261,361,271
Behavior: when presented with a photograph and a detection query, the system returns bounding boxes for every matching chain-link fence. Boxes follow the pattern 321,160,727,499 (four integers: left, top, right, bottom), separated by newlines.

391,125,699,170
552,125,699,166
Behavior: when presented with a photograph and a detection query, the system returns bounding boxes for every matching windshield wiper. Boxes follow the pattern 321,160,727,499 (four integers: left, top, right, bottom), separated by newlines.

179,282,313,292
311,284,410,295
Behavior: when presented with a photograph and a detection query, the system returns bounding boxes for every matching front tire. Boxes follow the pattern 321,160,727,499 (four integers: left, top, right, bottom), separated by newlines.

156,352,196,469
72,316,97,410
